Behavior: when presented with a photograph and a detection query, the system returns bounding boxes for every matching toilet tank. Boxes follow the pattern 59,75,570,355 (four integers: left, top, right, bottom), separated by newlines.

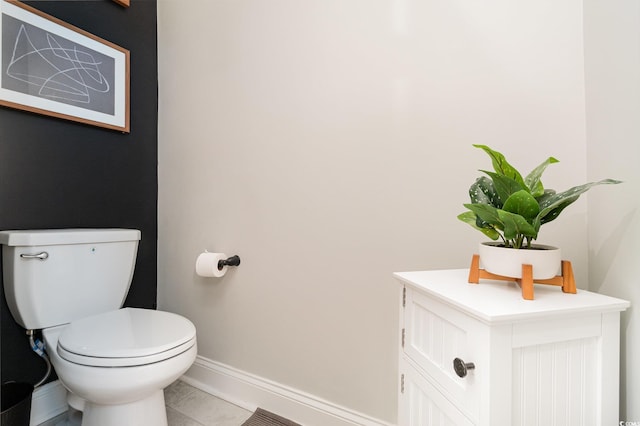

0,229,141,330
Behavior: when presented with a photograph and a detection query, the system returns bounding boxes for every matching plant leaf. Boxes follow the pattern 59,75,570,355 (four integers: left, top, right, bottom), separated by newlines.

482,171,526,203
537,179,622,224
497,210,538,241
473,144,526,187
469,176,501,207
535,189,556,204
502,189,540,220
538,196,579,225
457,211,500,240
525,157,559,197
463,203,504,231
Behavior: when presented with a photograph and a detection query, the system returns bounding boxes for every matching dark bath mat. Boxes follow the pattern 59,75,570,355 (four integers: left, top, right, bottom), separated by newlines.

241,408,302,426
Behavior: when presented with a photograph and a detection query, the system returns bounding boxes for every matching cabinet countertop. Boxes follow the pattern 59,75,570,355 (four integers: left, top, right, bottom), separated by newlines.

394,269,630,324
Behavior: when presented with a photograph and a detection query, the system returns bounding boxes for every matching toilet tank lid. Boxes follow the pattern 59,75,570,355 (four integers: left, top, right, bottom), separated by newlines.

0,229,141,246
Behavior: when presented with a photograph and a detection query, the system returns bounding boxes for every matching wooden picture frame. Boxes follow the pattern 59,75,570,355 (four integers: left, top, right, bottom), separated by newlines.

0,0,130,132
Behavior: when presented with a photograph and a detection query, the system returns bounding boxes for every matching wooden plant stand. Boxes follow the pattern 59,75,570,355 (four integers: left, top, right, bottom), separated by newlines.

468,254,577,300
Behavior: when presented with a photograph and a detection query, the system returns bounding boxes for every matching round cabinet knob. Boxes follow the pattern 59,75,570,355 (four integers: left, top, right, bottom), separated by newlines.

453,357,475,378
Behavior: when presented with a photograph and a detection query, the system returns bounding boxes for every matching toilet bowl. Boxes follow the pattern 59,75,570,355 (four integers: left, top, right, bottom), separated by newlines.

43,308,197,426
0,229,198,426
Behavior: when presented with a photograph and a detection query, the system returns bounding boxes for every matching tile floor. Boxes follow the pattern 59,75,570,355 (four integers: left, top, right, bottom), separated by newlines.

164,380,253,426
38,380,253,426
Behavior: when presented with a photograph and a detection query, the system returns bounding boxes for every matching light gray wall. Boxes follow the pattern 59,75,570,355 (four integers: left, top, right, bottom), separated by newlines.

157,1,589,422
584,0,640,420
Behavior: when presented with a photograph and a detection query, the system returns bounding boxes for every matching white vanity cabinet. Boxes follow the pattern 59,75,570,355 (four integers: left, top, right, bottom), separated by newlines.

394,269,629,426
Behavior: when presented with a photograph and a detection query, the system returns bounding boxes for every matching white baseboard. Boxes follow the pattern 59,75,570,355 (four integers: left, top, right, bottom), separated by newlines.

27,358,395,426
30,380,68,426
181,355,395,426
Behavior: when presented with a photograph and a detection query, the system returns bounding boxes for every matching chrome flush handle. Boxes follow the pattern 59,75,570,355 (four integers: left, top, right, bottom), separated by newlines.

20,252,49,260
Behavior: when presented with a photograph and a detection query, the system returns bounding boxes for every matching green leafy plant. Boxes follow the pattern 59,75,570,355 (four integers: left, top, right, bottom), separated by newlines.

458,145,621,249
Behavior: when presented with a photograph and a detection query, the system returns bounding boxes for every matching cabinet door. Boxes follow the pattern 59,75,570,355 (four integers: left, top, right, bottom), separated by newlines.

511,316,604,426
400,357,474,426
403,288,485,422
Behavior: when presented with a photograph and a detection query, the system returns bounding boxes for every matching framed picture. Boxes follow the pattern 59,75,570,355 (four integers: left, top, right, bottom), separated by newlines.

0,0,130,132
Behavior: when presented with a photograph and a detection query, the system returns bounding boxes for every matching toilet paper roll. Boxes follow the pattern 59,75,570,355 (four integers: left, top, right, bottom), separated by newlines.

196,252,228,277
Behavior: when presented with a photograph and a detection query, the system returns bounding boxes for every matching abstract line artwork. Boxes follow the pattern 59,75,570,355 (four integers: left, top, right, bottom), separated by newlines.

0,0,129,132
5,18,115,114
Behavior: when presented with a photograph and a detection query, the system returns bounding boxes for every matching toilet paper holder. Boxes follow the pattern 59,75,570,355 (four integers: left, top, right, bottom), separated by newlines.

218,255,241,270
196,251,241,278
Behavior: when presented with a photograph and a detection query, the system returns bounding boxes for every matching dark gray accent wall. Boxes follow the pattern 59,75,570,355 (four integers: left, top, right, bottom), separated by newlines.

0,0,158,386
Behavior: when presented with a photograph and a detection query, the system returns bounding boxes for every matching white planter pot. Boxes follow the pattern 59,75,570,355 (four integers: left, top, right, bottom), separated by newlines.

478,242,561,280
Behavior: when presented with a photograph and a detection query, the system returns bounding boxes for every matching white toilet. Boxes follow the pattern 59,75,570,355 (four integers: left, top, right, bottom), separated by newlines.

0,228,197,426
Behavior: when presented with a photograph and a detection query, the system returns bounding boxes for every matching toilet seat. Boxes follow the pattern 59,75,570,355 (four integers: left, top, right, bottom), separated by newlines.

57,308,196,367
